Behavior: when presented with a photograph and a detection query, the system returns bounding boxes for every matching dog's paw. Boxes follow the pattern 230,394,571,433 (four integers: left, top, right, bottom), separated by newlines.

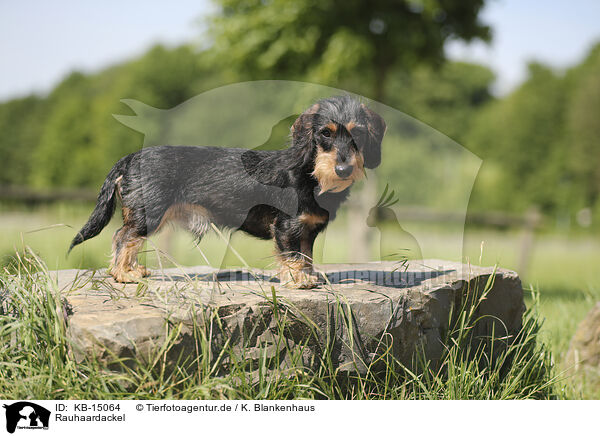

295,275,320,289
133,264,150,277
110,267,148,283
280,268,320,289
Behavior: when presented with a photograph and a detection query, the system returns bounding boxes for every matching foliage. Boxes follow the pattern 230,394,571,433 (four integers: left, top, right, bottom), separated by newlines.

0,2,598,227
565,44,600,210
386,60,495,143
465,42,600,226
466,63,568,213
207,0,491,100
0,96,47,186
6,45,216,189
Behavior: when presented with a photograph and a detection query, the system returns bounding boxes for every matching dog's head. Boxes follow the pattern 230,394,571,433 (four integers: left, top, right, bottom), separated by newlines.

291,95,386,194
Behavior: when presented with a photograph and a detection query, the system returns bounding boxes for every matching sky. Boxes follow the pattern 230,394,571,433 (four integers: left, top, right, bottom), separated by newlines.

1,0,599,101
446,0,600,94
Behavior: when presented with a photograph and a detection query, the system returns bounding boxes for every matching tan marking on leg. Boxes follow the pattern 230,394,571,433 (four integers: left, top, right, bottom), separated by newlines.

298,212,328,228
109,226,126,273
278,255,317,289
274,229,318,289
122,206,132,223
110,230,147,283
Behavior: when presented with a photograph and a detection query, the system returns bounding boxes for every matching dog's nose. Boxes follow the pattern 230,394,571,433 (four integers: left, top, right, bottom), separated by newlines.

335,164,354,179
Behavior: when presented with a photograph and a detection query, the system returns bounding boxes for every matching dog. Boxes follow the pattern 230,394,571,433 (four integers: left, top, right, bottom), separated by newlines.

69,95,386,288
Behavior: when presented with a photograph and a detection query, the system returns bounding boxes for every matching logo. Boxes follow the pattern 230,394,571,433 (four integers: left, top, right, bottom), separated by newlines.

2,402,50,434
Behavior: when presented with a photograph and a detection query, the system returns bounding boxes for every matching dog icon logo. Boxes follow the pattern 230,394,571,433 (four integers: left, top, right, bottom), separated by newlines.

2,402,50,433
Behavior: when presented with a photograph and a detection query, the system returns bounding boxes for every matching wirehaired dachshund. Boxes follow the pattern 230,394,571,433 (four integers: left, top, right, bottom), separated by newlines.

70,95,386,288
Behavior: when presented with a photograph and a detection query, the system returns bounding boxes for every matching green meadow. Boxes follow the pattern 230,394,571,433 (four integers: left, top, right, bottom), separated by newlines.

2,204,598,399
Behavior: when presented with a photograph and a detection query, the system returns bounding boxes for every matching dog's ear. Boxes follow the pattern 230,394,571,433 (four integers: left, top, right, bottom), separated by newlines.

289,103,320,168
360,104,386,169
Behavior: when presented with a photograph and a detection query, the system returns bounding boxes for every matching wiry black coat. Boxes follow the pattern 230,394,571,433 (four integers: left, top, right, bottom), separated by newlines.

70,145,348,243
70,95,386,287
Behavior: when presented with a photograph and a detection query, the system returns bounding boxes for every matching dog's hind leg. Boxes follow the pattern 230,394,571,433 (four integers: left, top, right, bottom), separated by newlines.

109,206,149,283
109,225,148,283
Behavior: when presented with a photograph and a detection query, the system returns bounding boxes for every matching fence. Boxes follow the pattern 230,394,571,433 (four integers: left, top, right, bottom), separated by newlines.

347,201,542,276
0,185,542,276
0,186,97,204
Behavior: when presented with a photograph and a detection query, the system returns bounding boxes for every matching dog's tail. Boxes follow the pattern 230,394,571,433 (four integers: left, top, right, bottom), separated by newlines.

68,154,132,253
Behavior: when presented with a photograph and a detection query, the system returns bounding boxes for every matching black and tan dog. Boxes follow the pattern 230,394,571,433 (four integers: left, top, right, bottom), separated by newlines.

69,95,386,288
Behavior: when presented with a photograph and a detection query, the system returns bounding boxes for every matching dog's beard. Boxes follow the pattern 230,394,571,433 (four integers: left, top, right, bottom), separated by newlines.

312,148,364,194
317,177,355,194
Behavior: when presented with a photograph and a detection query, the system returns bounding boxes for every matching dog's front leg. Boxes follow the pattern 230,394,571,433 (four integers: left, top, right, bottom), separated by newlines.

273,218,319,289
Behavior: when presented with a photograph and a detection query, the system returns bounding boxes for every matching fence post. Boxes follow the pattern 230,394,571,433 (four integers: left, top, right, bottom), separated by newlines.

517,206,540,279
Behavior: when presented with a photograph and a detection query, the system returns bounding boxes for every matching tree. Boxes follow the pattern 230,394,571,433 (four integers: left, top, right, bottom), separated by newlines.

466,63,568,213
28,44,214,188
206,0,492,260
386,61,495,142
0,96,46,186
207,0,491,101
565,43,600,209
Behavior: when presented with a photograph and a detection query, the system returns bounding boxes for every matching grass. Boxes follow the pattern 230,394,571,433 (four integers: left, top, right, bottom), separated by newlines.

460,230,600,399
1,203,599,398
0,249,560,400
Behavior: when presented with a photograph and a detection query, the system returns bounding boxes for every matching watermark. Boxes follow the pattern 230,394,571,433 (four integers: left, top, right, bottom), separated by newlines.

66,80,482,291
2,402,50,434
157,264,458,288
101,80,481,273
1,400,597,435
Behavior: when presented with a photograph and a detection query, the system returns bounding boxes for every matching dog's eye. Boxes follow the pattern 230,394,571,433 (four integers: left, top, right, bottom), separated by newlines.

321,128,331,138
